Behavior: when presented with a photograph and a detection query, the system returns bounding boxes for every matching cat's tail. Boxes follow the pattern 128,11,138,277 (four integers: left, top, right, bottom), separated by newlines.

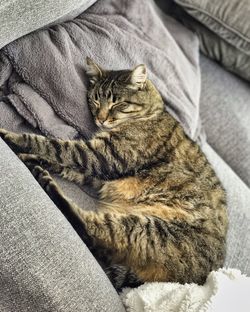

104,264,143,292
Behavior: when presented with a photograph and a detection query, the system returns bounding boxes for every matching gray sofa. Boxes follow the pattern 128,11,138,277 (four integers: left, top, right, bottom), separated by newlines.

0,1,249,311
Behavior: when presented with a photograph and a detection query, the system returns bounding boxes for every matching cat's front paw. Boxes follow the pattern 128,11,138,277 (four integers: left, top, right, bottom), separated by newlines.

30,165,58,194
31,165,64,203
0,128,9,140
18,153,64,174
31,165,52,189
18,153,41,170
0,129,27,153
0,129,19,150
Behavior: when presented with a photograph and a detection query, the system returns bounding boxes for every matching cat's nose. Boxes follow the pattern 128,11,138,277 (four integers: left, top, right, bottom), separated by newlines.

98,111,108,124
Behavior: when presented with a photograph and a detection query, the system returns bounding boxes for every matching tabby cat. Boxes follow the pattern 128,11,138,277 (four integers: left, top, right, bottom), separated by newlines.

0,57,228,291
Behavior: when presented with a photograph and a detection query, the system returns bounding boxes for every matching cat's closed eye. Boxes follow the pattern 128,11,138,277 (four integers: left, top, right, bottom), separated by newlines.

112,102,129,112
115,103,142,114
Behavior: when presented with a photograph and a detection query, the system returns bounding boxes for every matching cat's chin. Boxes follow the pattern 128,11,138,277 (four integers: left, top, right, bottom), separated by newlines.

96,124,118,131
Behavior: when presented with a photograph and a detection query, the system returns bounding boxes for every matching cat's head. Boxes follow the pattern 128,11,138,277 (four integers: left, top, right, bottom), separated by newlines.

86,57,164,129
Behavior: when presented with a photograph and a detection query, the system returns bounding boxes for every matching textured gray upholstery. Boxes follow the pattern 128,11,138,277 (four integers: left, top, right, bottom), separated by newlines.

202,143,250,274
0,0,96,49
0,139,125,312
200,54,250,187
173,0,250,81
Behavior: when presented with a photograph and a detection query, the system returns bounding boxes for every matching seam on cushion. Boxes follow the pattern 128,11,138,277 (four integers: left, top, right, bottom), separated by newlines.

174,1,250,45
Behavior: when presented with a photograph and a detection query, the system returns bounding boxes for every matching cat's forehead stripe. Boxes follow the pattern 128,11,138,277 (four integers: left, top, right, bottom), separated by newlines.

98,78,115,99
99,78,109,96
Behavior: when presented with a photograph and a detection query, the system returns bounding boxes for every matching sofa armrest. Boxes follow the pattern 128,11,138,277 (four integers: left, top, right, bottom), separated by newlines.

0,138,124,312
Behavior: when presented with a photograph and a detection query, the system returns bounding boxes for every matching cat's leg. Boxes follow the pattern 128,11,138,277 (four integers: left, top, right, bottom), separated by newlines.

32,166,157,261
104,265,143,291
0,129,74,165
0,130,101,171
0,129,102,181
0,129,44,154
0,130,97,172
0,130,115,178
20,153,103,190
19,153,85,185
30,165,93,244
0,128,151,179
60,207,171,285
30,166,167,279
19,153,64,173
30,165,142,289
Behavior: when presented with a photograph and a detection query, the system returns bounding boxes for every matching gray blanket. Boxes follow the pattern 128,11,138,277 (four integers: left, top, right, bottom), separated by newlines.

0,0,201,142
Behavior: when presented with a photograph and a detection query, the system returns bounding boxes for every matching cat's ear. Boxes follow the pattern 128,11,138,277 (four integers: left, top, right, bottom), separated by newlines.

130,64,147,86
86,57,104,84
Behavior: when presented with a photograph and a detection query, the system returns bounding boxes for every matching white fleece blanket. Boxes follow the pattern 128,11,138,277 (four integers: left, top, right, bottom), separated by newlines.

120,268,250,312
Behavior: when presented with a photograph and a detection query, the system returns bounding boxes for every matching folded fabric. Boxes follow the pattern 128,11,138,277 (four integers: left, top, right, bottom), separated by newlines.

0,0,202,141
120,268,250,312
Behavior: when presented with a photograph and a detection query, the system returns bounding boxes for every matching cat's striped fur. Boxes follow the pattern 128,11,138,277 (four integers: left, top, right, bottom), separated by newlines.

0,58,228,291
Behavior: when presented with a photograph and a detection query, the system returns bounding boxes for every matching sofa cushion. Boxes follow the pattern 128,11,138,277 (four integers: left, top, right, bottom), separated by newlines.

199,54,250,187
174,0,250,81
0,0,96,49
202,143,250,275
0,138,125,312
